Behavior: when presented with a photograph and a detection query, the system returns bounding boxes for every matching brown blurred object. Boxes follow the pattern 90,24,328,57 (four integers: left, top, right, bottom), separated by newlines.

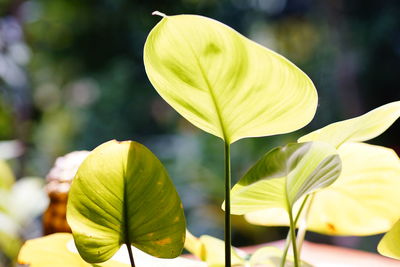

42,151,90,235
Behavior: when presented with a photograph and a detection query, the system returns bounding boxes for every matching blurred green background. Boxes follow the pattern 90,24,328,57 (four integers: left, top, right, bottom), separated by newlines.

0,0,399,265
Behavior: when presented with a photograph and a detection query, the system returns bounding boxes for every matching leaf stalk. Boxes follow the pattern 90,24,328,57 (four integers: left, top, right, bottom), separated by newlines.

224,142,231,267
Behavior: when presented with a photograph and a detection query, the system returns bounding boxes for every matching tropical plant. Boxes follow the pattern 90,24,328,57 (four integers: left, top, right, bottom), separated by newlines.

229,141,342,266
143,12,317,266
232,101,400,266
64,140,186,267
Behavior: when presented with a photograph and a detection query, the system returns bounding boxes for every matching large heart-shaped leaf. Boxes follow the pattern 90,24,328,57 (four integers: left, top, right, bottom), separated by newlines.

144,14,317,144
378,219,400,260
67,140,186,263
299,101,400,148
229,142,341,214
245,142,400,235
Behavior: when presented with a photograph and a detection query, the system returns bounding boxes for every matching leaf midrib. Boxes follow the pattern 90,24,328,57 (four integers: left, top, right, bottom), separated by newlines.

180,30,228,142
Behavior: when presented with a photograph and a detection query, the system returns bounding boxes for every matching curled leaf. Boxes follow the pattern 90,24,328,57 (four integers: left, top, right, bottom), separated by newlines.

229,142,341,215
299,101,400,148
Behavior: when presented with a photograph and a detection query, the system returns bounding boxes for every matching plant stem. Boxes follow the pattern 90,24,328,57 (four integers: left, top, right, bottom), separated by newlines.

126,243,136,267
224,142,231,267
280,194,310,267
280,232,291,267
123,176,135,267
296,193,315,254
288,209,299,267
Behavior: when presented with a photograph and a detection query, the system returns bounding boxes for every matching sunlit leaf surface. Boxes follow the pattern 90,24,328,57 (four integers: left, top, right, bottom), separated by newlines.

245,143,400,236
378,219,400,260
307,142,400,235
299,101,400,148
67,140,186,263
144,14,317,144
229,142,341,214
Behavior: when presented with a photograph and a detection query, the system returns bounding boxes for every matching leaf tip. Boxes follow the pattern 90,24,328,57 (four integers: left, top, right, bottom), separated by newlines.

152,11,167,18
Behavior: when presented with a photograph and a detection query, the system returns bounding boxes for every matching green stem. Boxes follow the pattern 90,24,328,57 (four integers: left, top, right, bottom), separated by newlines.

224,142,231,267
296,193,315,254
123,174,135,267
288,209,299,267
280,194,310,267
126,243,136,267
280,232,291,267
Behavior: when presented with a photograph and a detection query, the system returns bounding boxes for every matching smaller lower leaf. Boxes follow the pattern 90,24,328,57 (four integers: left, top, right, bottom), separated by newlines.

378,219,400,260
67,140,186,263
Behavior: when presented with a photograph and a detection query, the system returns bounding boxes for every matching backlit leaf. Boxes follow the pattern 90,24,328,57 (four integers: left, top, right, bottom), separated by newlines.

299,101,400,148
144,14,317,144
245,143,400,236
307,142,400,235
67,140,186,263
229,142,341,215
378,219,400,260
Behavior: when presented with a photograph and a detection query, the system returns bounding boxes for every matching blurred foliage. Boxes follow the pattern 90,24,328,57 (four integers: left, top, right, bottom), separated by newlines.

0,159,48,266
0,0,399,265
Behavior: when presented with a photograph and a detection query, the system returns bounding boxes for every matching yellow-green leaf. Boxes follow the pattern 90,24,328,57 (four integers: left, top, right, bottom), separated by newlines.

144,14,317,144
67,140,186,263
378,219,400,260
184,231,244,267
307,142,400,235
229,142,341,215
299,101,400,148
18,233,129,267
245,142,400,236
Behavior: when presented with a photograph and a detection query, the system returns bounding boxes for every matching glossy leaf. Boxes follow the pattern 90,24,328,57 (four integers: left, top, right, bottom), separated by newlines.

299,101,400,148
67,140,186,263
144,14,317,144
229,142,341,215
18,233,129,267
378,219,400,260
245,143,400,236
